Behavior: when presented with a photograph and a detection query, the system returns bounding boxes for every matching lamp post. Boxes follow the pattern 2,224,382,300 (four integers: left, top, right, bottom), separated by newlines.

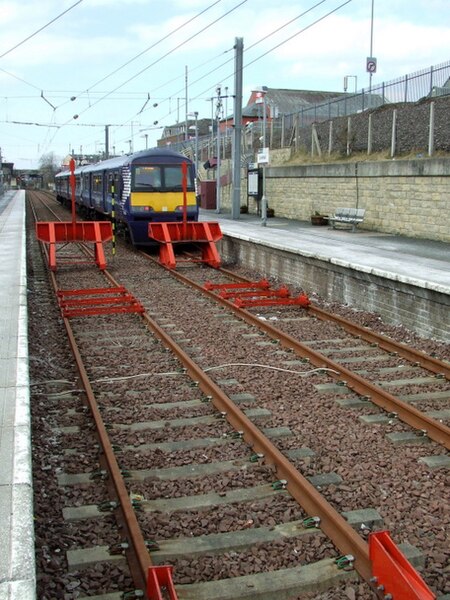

255,88,268,226
367,0,376,109
215,86,222,213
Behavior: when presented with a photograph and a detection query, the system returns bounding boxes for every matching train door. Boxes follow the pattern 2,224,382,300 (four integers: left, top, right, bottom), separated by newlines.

92,171,104,212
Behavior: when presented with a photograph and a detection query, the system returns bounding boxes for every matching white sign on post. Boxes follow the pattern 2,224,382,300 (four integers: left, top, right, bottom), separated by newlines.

257,148,269,165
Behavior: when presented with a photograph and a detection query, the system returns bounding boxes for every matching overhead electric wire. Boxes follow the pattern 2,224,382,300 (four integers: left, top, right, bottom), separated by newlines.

111,0,352,149
144,0,352,129
245,0,353,71
82,0,223,94
40,1,247,152
160,0,331,110
189,0,353,105
71,0,249,121
45,0,352,155
111,0,331,138
0,0,84,60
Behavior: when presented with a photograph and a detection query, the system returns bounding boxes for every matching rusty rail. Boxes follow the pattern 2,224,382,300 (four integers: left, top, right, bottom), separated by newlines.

151,260,450,451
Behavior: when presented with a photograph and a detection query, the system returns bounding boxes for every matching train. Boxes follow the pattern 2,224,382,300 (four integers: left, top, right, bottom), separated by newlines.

54,148,199,245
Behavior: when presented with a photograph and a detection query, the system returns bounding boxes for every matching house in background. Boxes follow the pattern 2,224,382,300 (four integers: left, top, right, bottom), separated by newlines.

158,118,211,147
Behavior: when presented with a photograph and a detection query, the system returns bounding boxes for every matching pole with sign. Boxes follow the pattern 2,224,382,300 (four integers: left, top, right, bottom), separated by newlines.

258,148,269,226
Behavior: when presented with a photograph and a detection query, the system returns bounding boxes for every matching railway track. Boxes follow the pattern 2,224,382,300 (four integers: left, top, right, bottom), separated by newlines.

28,191,450,599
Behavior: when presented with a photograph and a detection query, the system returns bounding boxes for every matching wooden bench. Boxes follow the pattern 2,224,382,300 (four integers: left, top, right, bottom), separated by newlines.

328,207,366,232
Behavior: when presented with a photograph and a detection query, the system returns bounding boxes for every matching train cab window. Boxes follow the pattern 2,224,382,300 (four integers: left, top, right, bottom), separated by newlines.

164,165,193,190
134,166,161,190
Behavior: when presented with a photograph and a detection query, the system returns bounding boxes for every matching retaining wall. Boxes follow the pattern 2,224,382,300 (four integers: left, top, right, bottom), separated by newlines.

218,157,450,242
219,236,450,342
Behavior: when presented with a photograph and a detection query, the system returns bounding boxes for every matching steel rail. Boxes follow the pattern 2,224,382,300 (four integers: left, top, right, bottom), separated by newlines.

136,308,374,584
31,216,372,591
29,194,153,597
58,311,152,592
219,266,450,379
147,258,450,451
30,195,446,592
310,305,450,378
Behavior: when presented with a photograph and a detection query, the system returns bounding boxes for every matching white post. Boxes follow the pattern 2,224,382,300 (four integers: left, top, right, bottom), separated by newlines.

328,121,333,155
194,112,199,172
428,101,435,156
390,109,397,158
346,117,352,156
261,92,268,227
216,86,222,213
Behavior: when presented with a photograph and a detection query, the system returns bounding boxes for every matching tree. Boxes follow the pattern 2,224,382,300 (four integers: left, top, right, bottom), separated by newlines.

39,152,61,188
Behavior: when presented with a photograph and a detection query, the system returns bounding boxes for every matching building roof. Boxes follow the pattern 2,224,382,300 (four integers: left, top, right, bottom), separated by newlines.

245,87,347,117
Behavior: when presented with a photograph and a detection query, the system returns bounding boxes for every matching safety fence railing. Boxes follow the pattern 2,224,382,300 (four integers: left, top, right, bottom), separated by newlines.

169,60,450,160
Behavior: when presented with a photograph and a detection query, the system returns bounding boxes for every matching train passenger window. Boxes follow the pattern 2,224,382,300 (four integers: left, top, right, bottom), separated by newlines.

134,166,161,190
93,175,103,193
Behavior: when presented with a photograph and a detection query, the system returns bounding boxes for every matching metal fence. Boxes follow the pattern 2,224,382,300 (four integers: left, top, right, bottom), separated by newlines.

170,60,450,160
283,60,450,131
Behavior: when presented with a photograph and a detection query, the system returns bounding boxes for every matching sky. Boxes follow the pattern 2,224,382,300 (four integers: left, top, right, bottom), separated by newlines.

1,0,449,169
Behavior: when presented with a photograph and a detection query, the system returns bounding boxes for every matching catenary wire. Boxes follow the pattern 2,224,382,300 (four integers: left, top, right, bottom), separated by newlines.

82,0,223,94
70,0,249,121
46,0,352,154
0,0,84,60
40,0,250,153
110,0,334,143
132,0,353,137
151,0,331,115
188,0,353,106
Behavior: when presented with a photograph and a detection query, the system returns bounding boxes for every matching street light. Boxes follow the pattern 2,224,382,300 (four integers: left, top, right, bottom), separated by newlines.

255,88,268,226
368,0,376,108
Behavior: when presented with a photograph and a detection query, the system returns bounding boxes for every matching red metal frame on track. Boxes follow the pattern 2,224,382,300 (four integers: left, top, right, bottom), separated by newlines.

204,279,311,308
147,566,178,600
57,287,145,318
369,531,435,600
148,162,222,269
35,158,112,271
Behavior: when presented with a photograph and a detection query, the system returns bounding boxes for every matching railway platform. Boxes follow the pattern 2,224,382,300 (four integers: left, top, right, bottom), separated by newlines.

0,190,35,599
200,209,450,342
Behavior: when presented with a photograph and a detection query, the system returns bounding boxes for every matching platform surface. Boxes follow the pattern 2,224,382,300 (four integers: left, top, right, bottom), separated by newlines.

200,210,450,294
0,190,35,599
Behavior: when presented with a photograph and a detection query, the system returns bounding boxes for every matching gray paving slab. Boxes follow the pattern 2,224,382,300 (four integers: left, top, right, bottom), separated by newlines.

0,191,35,598
201,210,450,293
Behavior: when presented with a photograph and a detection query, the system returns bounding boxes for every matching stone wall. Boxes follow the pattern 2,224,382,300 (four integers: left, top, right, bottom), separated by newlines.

218,157,450,242
219,237,450,342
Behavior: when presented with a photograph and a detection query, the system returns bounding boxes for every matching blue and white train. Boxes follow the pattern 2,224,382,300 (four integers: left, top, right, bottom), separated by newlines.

55,148,199,245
